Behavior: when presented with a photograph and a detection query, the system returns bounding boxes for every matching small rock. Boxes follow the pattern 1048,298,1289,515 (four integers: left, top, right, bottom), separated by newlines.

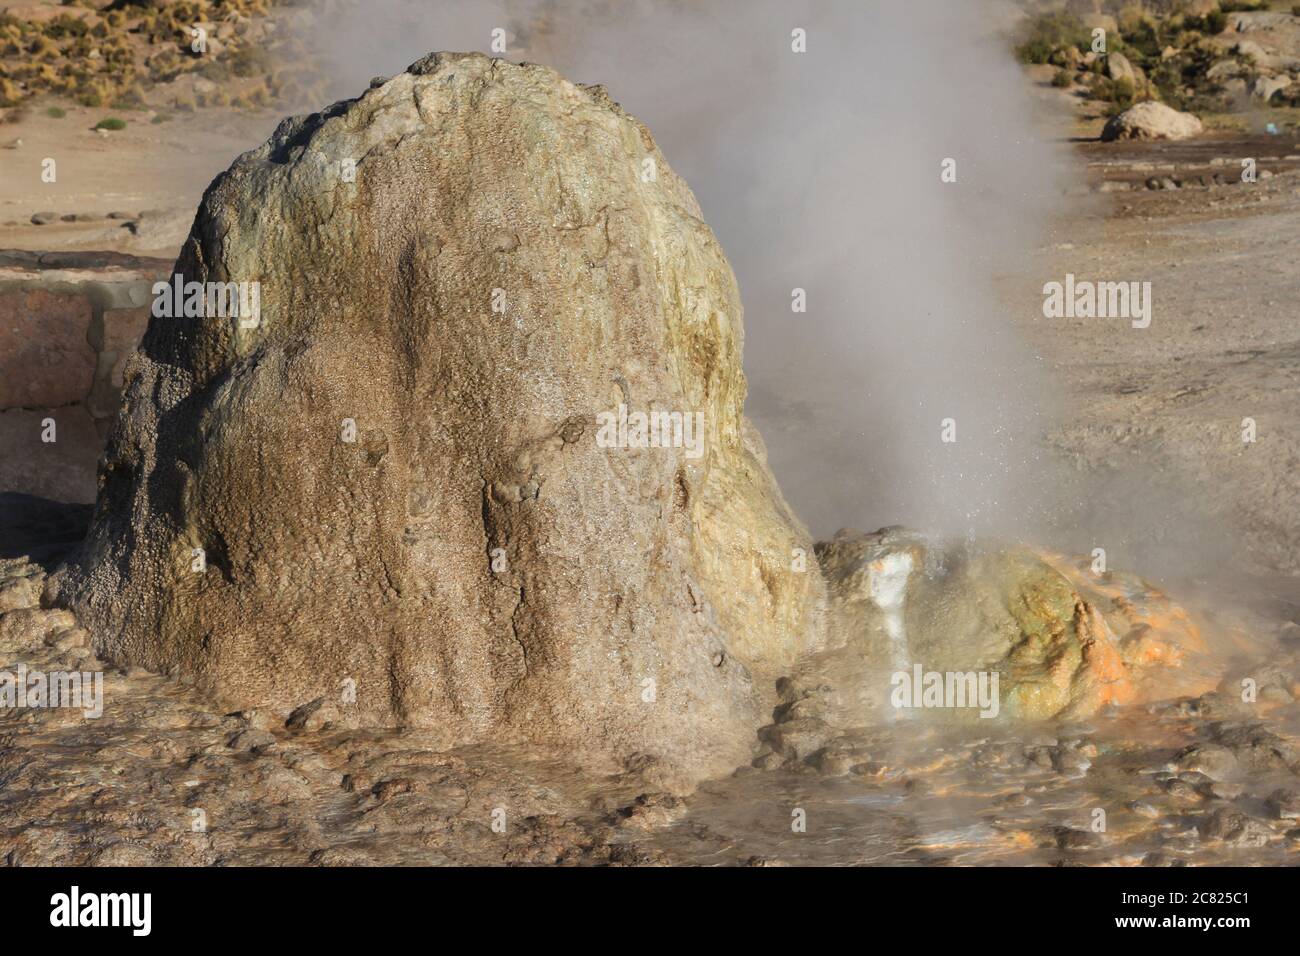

1129,800,1161,819
751,750,785,771
615,792,687,829
1105,52,1138,85
0,577,38,612
1025,746,1056,770
1201,808,1271,848
1266,789,1300,821
226,728,277,752
1052,826,1102,850
228,709,276,731
1052,747,1092,776
1253,75,1292,103
850,761,887,777
1142,851,1187,867
806,747,856,776
45,626,90,651
371,777,417,801
758,717,831,761
1206,781,1244,801
285,697,339,732
1164,779,1201,800
1174,743,1239,781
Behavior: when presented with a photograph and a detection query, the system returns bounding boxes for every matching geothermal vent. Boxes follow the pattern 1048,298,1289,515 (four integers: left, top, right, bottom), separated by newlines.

54,53,827,781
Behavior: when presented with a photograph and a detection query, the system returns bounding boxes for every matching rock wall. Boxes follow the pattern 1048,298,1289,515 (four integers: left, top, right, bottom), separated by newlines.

55,54,828,784
0,251,167,503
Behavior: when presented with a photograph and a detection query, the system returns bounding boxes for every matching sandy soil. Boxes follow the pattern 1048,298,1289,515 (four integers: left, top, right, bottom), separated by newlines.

0,103,278,257
1015,66,1300,600
4,532,1298,866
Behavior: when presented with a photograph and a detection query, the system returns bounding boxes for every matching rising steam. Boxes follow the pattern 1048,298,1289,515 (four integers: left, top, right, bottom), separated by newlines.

296,0,1074,543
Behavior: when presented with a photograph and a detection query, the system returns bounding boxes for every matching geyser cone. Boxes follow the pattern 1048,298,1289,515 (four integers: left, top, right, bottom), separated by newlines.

54,53,827,782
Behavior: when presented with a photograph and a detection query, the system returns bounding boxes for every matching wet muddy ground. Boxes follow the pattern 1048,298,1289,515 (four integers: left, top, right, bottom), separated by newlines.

1079,133,1300,192
2,520,1297,867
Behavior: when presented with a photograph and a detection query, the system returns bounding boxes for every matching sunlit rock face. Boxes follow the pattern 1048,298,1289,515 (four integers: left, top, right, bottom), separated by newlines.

808,528,1212,727
53,53,827,785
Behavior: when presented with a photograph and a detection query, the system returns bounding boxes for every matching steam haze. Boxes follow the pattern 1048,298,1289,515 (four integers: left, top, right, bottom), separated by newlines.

300,0,1073,543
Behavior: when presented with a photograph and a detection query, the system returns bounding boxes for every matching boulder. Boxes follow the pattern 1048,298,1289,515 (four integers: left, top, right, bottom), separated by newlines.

1105,52,1140,85
53,53,827,784
1206,58,1246,82
1253,75,1292,102
1234,40,1276,70
1101,101,1204,141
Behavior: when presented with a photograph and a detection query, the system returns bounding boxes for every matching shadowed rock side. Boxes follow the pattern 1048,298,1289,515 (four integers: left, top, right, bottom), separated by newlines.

52,53,827,785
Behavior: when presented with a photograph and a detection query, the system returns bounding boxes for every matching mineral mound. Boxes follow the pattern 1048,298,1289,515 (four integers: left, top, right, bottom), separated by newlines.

54,53,828,783
799,528,1212,728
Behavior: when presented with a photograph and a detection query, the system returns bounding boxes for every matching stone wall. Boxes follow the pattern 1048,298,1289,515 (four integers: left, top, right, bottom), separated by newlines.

0,251,171,503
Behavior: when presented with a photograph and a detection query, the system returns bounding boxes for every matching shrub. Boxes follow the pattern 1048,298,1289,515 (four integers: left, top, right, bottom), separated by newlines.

0,77,22,108
45,105,65,118
1089,74,1138,110
94,116,127,130
1052,69,1073,87
1014,12,1091,65
44,14,89,40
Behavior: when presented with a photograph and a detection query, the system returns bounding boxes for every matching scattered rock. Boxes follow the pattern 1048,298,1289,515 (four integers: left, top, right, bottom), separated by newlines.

1174,743,1239,781
1205,781,1244,802
615,792,687,829
0,576,38,612
759,718,833,761
226,729,277,753
806,746,857,776
1208,721,1298,772
1129,800,1161,818
285,697,339,733
1253,75,1292,103
1266,789,1300,822
1200,808,1271,848
1106,52,1139,85
1101,102,1204,143
1051,826,1102,850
